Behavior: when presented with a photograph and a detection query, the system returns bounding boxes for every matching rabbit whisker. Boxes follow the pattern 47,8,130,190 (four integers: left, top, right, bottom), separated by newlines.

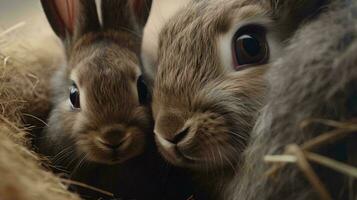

52,145,74,163
70,153,87,178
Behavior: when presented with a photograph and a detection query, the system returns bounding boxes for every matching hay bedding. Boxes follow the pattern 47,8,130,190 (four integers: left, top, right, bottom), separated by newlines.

0,21,63,124
0,22,81,200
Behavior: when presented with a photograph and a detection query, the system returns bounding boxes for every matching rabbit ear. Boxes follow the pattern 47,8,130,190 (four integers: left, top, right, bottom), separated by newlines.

41,0,100,40
100,0,152,32
270,0,328,36
41,0,76,38
74,0,101,38
129,0,152,29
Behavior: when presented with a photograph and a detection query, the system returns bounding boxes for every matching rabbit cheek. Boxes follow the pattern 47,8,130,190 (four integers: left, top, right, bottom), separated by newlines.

53,101,80,137
181,113,232,169
155,134,182,165
115,127,146,161
76,132,122,164
155,112,232,169
74,133,111,163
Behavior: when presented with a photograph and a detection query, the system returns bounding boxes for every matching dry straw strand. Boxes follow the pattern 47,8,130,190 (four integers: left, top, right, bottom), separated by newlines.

306,152,357,178
264,119,356,199
265,119,357,177
60,178,114,197
286,144,333,200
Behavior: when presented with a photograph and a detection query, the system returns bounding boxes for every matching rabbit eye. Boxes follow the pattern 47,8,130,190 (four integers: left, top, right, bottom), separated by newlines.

69,82,80,110
232,25,269,70
137,75,148,105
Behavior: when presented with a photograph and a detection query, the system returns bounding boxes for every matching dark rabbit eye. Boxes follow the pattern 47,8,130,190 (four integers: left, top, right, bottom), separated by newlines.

69,82,80,110
137,75,148,105
232,25,269,70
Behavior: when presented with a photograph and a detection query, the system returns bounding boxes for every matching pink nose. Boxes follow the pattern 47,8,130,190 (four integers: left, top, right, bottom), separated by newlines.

165,127,190,144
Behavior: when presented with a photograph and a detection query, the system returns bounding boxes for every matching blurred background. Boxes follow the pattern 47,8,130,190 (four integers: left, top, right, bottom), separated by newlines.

0,0,182,48
0,0,44,28
0,0,61,59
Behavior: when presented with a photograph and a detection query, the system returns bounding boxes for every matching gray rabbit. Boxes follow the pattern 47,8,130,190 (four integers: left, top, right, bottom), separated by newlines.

227,0,357,199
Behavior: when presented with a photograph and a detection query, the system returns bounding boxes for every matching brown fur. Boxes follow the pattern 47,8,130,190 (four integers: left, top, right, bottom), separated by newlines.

46,33,150,164
143,0,335,198
40,1,196,199
147,0,271,198
38,0,191,199
101,0,152,32
43,0,149,162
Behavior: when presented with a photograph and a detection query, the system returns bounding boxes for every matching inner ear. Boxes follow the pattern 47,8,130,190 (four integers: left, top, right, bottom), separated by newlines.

41,0,100,41
41,0,77,38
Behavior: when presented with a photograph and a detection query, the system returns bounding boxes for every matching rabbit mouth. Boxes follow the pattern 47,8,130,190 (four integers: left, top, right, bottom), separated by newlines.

87,147,131,164
80,139,142,164
156,140,201,167
174,146,197,163
76,127,146,164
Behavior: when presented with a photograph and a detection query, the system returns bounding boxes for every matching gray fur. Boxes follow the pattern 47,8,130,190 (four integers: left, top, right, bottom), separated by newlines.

144,0,332,198
227,1,357,199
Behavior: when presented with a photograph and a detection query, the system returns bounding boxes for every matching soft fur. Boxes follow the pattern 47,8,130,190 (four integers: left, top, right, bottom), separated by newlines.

143,0,331,198
46,31,150,164
41,0,151,165
39,1,195,199
227,0,357,199
150,2,270,198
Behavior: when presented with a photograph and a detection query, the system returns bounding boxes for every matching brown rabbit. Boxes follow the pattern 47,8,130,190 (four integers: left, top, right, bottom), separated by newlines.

141,0,333,198
42,0,153,164
39,0,195,199
227,0,357,199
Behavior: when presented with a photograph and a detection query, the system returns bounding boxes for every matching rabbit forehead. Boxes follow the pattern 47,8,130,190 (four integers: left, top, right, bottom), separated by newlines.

142,0,192,77
156,0,268,58
70,42,141,120
69,31,141,61
154,0,267,97
71,42,140,80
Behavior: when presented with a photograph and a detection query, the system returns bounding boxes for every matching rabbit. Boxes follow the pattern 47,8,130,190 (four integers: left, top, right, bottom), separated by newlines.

41,0,152,164
140,0,334,198
38,0,195,199
227,0,357,199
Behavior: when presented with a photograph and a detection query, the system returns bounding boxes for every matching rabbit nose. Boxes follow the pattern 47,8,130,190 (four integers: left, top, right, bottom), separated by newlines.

155,111,186,143
99,140,122,150
167,127,190,144
100,126,126,149
98,136,126,150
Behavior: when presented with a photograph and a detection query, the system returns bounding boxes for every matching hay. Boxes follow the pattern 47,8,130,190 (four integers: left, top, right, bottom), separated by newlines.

0,121,81,200
0,20,81,200
263,119,357,200
0,21,62,124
